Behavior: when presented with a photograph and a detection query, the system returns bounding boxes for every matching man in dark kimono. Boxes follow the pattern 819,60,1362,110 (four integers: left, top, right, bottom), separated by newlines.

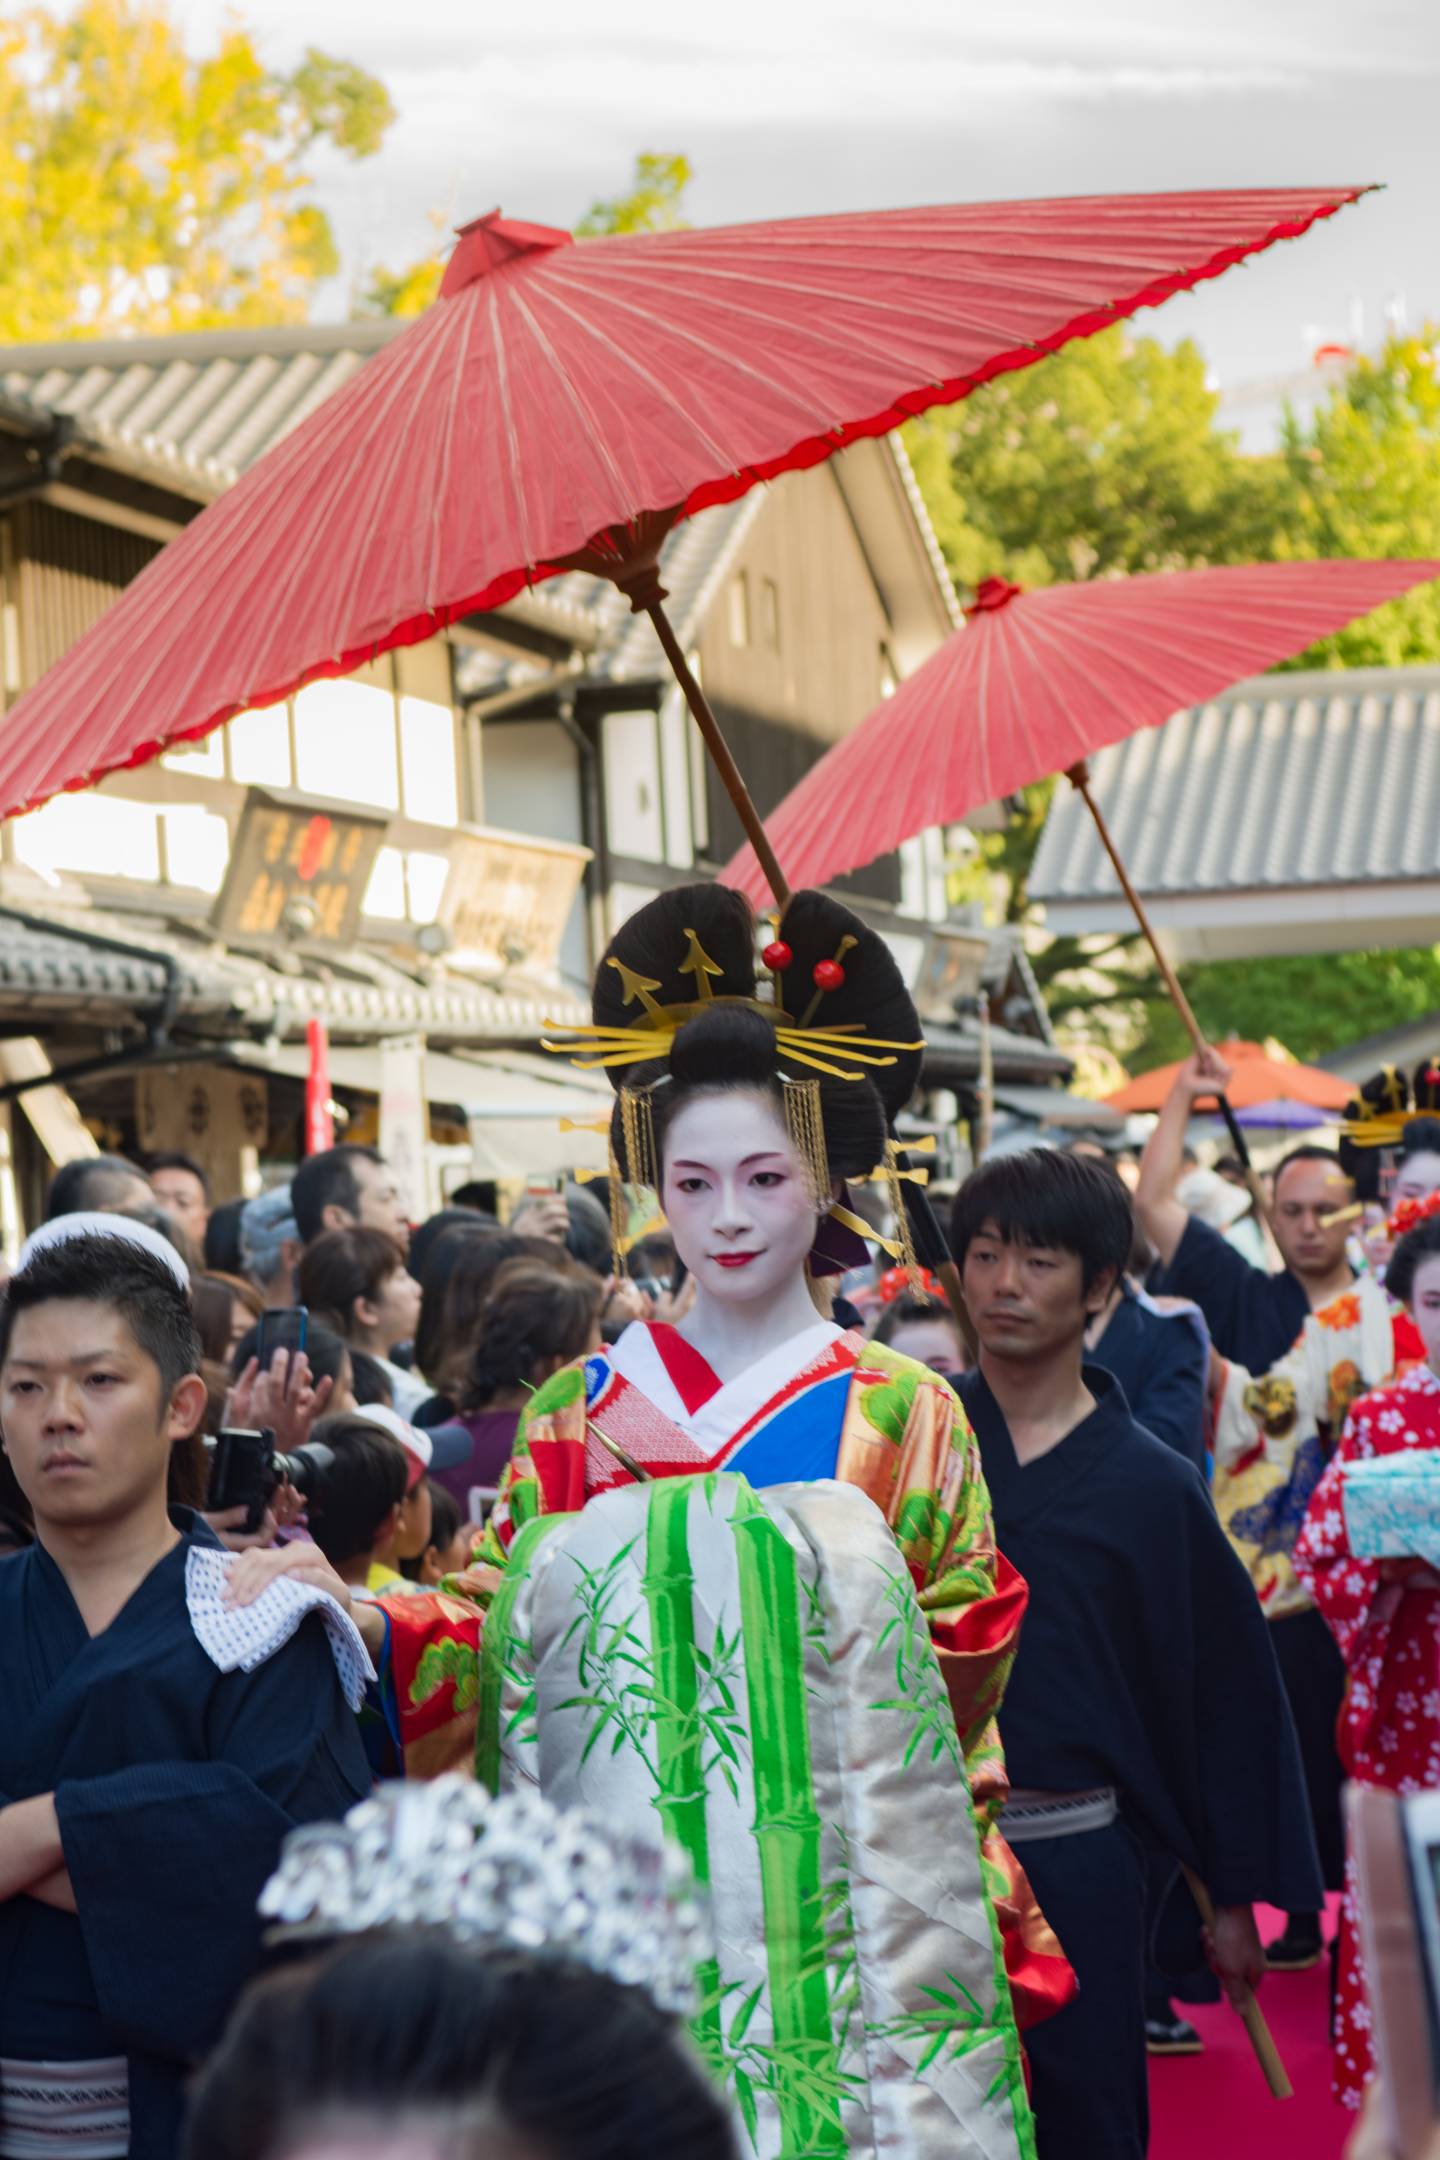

951,1151,1320,2160
1134,1045,1402,1971
0,1224,371,2160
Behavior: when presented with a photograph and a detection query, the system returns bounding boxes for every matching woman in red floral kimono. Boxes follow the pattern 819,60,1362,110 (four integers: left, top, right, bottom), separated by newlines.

1294,1207,1440,2108
379,880,1073,2044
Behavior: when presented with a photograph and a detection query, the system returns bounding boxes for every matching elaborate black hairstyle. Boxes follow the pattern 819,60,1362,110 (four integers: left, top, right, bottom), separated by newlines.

589,883,923,1183
1339,1065,1412,1202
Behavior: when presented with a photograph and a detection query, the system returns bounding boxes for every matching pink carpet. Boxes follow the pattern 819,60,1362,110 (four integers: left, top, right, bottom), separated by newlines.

1149,1905,1351,2160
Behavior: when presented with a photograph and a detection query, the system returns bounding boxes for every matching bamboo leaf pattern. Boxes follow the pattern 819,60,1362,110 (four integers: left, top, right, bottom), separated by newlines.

869,1968,1013,2078
409,1635,478,1715
869,1563,964,1775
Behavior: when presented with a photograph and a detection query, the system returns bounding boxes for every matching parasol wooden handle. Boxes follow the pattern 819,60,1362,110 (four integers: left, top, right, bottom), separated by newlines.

1181,1866,1293,2101
645,598,792,910
1066,762,1272,1238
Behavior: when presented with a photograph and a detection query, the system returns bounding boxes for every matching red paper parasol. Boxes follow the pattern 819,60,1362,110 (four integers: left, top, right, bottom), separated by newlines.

0,186,1375,906
722,559,1440,904
722,556,1440,1211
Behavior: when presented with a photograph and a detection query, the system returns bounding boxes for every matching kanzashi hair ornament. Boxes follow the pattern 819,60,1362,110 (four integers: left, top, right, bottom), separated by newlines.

257,1777,710,2018
799,934,858,1028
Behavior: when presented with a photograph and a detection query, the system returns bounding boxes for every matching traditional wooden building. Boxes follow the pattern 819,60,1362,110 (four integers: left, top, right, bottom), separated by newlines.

0,321,1068,1220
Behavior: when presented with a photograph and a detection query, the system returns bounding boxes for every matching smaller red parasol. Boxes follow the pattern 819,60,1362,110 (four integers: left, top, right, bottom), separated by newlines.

723,560,1440,906
723,558,1440,1206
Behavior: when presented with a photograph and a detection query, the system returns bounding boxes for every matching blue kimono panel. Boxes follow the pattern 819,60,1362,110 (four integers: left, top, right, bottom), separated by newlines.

0,1510,372,2160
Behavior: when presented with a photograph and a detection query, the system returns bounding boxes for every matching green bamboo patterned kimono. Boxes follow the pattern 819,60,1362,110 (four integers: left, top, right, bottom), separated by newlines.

478,1428,1038,2158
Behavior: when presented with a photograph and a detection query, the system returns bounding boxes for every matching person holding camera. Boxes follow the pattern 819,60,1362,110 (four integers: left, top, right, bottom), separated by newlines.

0,1217,372,2160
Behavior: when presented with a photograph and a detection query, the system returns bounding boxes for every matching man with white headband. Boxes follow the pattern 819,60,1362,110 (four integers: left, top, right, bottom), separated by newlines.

0,1218,372,2160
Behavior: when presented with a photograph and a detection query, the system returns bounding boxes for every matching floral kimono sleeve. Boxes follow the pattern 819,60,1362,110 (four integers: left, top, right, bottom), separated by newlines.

1293,1402,1384,1666
377,1360,601,1770
835,1343,1027,1802
476,1360,594,1565
835,1343,1073,2034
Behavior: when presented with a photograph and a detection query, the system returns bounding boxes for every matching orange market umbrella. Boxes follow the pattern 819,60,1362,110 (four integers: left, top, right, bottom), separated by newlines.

1105,1041,1354,1115
0,185,1377,912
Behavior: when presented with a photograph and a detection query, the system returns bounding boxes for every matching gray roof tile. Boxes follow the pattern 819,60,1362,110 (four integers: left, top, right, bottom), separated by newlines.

1031,665,1440,907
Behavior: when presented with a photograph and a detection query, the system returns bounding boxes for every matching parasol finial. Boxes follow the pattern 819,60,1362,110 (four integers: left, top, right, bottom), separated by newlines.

964,575,1024,616
440,211,573,298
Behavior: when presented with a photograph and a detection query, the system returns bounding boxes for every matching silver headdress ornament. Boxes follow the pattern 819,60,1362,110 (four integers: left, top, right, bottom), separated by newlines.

257,1776,710,2018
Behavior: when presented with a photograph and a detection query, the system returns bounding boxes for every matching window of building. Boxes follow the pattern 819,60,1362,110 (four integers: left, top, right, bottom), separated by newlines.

293,679,400,809
227,702,292,788
602,709,665,862
362,846,407,920
759,577,781,651
727,571,750,647
361,846,450,925
404,849,450,924
162,805,229,894
399,696,460,825
12,793,162,883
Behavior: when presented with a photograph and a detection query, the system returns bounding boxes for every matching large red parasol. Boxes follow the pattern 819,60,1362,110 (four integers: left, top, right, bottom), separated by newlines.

722,559,1440,904
0,186,1375,903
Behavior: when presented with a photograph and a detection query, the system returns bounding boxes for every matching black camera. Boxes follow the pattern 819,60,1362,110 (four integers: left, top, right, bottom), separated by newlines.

205,1428,335,1535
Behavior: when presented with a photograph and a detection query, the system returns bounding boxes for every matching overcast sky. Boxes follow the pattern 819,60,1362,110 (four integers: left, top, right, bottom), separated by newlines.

168,0,1439,384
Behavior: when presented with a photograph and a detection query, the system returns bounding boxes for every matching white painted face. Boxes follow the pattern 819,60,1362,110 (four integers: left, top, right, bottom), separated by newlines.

885,1315,966,1378
660,1088,821,1308
1408,1253,1440,1370
1394,1150,1440,1205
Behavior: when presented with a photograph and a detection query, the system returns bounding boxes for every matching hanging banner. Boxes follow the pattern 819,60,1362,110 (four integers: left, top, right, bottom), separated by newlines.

379,1033,431,1223
304,1018,334,1156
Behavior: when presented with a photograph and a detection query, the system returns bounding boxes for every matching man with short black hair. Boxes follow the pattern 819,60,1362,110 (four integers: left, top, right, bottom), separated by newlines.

0,1223,371,2158
950,1150,1319,2160
146,1152,211,1246
44,1153,152,1223
291,1144,408,1252
1136,1046,1419,1968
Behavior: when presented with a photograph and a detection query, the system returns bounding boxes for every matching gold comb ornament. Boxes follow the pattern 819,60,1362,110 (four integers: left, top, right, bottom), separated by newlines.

542,930,923,1082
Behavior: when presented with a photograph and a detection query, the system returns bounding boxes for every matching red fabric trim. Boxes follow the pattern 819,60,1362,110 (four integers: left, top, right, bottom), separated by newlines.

929,1548,1030,1657
647,1322,724,1415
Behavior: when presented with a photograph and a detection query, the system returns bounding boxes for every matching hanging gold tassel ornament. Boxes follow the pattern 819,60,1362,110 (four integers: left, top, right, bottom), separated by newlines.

618,1084,659,1191
883,1139,925,1293
781,1075,831,1213
606,1086,660,1276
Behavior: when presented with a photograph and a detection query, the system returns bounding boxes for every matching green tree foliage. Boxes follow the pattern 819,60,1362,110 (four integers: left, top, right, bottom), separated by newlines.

1271,333,1440,667
575,152,693,238
363,149,695,320
905,328,1285,589
1045,943,1440,1071
907,328,1440,1064
0,0,394,340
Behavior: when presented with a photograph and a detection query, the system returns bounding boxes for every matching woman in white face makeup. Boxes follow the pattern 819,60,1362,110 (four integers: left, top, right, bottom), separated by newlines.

486,880,953,1497
349,882,1071,2146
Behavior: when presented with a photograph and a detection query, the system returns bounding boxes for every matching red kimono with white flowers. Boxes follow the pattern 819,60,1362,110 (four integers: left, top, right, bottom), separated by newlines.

1293,1363,1440,2107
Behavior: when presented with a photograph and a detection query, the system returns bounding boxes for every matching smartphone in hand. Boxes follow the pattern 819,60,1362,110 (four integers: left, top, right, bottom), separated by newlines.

257,1305,308,1368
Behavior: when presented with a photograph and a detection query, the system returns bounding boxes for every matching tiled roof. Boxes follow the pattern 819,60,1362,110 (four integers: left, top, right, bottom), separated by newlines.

0,323,400,497
0,323,949,682
0,896,587,1043
0,911,175,1011
1030,665,1440,910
